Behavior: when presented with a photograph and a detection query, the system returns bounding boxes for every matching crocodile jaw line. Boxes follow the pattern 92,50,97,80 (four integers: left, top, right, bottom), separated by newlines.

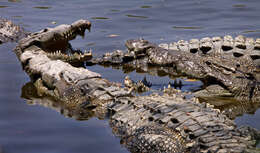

57,19,91,42
18,19,91,51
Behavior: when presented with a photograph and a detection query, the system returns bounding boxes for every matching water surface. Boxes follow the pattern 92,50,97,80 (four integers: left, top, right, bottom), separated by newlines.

1,0,260,152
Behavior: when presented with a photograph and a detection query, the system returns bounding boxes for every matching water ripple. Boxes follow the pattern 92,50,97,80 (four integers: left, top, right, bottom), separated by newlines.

91,17,110,20
33,6,52,9
172,26,203,30
0,6,8,8
8,0,21,2
126,14,148,19
140,5,152,8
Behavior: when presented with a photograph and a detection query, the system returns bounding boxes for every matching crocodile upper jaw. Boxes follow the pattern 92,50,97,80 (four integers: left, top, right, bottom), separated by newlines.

18,19,91,52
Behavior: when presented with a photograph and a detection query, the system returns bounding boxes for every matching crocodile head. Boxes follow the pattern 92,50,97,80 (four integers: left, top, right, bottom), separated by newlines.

18,19,91,52
125,39,156,55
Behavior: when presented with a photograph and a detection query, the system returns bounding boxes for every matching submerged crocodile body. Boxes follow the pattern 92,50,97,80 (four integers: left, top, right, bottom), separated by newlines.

88,37,260,103
0,18,26,44
13,19,260,153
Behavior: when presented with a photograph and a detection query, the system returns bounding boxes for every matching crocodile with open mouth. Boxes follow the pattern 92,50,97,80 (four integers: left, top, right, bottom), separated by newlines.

12,19,260,153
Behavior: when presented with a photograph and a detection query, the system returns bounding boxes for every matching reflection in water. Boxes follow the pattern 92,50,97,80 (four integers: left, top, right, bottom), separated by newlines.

199,96,260,120
91,64,203,92
21,82,97,121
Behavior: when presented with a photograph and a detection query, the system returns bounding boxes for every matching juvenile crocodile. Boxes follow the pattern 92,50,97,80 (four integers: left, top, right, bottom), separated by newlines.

13,19,260,153
0,18,26,44
88,37,260,102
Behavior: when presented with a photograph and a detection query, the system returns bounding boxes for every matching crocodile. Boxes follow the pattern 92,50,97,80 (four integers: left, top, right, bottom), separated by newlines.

87,37,260,103
0,18,26,44
13,19,260,153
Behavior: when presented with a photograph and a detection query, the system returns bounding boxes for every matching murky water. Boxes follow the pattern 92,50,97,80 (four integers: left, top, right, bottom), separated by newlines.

0,0,260,152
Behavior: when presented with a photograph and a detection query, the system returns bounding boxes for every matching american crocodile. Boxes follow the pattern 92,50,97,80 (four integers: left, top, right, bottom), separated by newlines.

13,19,260,153
0,18,26,44
88,37,260,103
